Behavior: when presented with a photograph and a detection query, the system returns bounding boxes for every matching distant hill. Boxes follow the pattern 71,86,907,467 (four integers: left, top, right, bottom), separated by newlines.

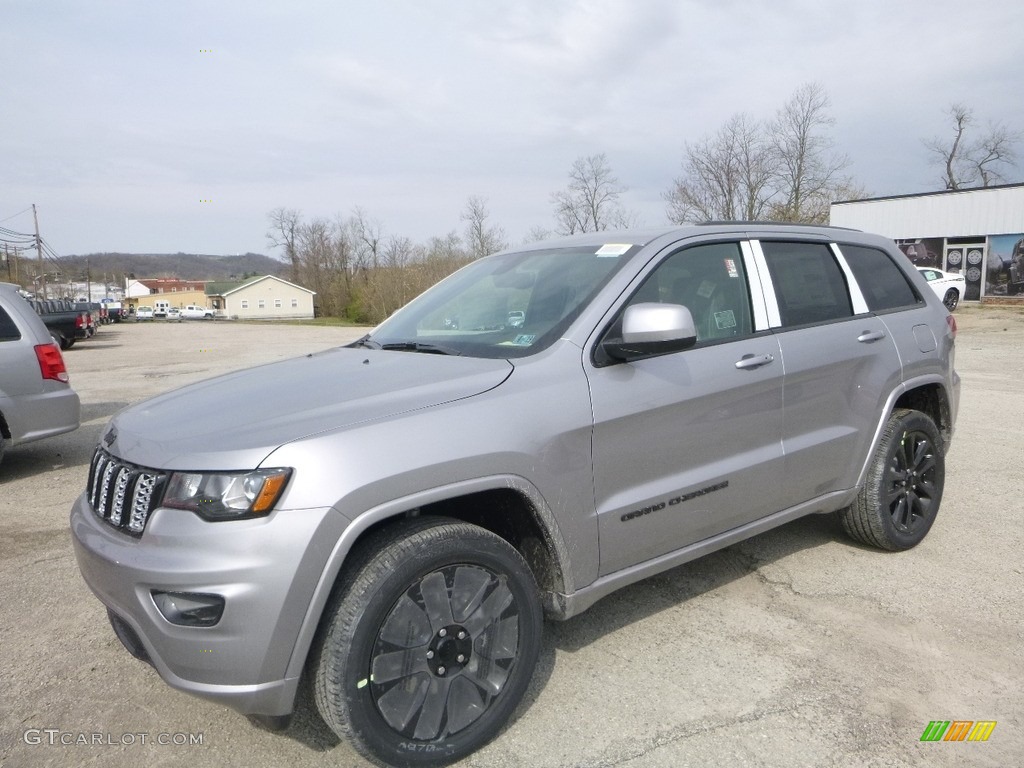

58,252,290,282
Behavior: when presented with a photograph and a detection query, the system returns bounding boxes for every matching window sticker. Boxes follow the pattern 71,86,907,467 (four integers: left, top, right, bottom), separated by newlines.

724,258,739,278
714,310,737,330
697,280,716,299
595,244,631,257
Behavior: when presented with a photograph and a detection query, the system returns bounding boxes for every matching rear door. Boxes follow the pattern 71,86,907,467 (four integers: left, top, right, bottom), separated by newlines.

586,239,786,576
751,239,904,506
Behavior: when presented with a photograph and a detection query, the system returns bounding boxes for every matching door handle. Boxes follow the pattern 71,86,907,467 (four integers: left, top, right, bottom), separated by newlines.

857,330,886,343
735,353,775,370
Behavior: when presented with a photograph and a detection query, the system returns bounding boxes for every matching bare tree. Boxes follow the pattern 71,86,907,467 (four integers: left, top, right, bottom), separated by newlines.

665,113,774,223
768,82,854,223
266,208,302,283
551,154,636,234
348,206,383,283
664,84,859,225
461,196,508,259
924,103,1021,189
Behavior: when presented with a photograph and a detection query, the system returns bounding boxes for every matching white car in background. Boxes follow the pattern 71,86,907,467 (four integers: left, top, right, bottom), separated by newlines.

135,306,154,321
181,305,214,320
167,308,182,322
917,267,966,311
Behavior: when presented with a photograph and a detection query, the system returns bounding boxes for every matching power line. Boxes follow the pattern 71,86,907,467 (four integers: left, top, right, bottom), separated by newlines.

0,207,32,224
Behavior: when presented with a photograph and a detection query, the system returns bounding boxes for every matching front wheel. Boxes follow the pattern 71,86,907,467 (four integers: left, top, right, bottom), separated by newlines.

314,519,543,767
942,289,959,311
838,408,945,551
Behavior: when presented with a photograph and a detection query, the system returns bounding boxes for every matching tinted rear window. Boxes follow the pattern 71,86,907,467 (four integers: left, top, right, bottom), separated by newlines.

760,241,853,327
0,305,21,341
839,244,921,311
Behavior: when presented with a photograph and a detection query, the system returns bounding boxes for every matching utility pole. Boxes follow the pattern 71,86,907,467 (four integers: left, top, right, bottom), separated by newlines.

33,203,46,299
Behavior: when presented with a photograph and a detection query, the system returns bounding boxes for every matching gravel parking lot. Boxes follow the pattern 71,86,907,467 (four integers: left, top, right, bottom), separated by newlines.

2,310,1022,767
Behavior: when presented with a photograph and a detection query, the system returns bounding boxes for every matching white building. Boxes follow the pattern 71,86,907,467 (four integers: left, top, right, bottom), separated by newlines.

207,275,316,319
830,183,1024,302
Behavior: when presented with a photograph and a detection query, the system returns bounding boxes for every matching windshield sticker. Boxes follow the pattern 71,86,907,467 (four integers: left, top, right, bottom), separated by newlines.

697,280,716,299
511,334,537,346
596,244,631,257
724,258,739,278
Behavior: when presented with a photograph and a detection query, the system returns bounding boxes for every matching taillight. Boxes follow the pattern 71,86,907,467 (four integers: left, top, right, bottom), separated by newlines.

946,315,957,338
35,343,70,383
75,314,86,329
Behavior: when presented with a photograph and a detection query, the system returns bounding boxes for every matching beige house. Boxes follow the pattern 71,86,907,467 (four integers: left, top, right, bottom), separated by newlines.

207,275,316,319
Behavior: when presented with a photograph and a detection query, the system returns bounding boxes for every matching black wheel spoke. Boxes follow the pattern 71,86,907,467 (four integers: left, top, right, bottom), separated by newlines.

445,676,487,735
884,485,903,508
376,673,430,732
450,566,491,623
420,570,455,630
412,676,453,740
372,649,429,685
379,594,433,648
917,477,936,500
462,655,512,697
912,438,932,471
891,496,908,529
478,615,520,662
463,581,513,636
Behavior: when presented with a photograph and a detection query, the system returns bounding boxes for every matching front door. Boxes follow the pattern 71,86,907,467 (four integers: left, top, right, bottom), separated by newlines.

586,241,785,577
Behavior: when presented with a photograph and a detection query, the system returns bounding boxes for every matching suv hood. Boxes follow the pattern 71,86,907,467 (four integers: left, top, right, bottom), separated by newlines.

103,348,513,471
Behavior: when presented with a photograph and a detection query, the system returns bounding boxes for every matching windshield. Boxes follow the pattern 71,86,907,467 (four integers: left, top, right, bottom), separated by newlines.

364,243,639,358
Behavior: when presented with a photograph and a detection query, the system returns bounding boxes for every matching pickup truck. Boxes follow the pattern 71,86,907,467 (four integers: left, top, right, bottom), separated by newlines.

181,304,214,319
29,298,92,350
102,301,128,322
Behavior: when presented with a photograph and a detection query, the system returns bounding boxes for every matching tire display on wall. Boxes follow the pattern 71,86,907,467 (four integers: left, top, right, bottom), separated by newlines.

946,250,963,266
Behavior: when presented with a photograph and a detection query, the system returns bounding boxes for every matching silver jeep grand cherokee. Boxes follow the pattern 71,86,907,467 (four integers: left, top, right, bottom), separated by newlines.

71,224,959,767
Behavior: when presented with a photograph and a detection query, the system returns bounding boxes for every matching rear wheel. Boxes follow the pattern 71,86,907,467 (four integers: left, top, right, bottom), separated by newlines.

314,518,542,767
839,408,944,551
942,289,959,311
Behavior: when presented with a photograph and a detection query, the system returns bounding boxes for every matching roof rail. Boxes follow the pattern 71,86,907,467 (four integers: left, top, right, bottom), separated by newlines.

698,220,862,232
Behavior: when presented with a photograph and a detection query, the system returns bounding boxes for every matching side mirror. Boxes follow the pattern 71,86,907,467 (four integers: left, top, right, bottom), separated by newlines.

603,303,698,362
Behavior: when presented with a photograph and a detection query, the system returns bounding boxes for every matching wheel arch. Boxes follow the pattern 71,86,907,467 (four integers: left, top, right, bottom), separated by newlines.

893,381,953,454
283,475,571,688
854,377,954,491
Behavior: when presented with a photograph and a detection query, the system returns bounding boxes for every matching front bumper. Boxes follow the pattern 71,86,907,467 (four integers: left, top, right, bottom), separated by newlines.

70,492,344,716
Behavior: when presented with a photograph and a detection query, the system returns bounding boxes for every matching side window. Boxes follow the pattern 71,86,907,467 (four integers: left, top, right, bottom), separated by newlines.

625,242,753,343
0,306,21,342
760,241,852,327
839,243,921,311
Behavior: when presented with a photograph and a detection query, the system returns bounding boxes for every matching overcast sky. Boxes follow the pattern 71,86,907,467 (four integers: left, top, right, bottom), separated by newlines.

3,0,1022,260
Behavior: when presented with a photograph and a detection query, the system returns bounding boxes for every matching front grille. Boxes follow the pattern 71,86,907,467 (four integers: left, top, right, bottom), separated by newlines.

88,448,167,537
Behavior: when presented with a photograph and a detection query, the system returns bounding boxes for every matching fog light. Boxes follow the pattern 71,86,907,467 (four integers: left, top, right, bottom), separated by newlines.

151,591,225,627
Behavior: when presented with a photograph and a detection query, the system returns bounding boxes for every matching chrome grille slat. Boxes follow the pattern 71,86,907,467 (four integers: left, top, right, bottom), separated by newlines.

87,448,166,537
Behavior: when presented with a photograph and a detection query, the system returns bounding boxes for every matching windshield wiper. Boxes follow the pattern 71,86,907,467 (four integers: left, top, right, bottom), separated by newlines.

380,341,462,356
350,335,381,349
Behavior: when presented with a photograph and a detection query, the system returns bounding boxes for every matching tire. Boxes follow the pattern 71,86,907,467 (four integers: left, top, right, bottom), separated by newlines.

313,518,542,767
0,435,7,468
942,289,959,312
839,409,945,551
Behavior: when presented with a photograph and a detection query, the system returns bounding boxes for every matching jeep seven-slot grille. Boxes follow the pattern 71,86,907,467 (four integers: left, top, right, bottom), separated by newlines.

88,448,167,536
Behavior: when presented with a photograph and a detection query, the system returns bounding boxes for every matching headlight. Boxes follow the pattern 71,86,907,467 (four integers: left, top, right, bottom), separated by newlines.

161,468,291,521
